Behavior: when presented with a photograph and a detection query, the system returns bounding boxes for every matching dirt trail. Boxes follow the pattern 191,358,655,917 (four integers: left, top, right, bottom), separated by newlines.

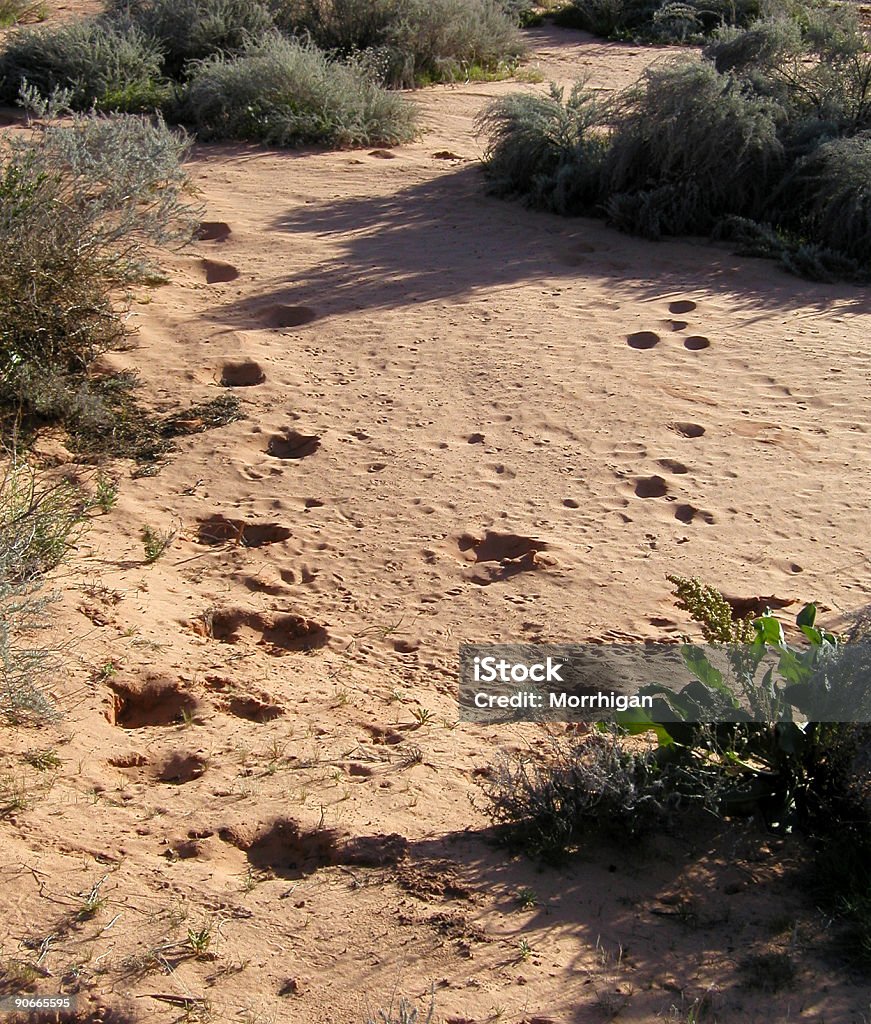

1,25,870,1024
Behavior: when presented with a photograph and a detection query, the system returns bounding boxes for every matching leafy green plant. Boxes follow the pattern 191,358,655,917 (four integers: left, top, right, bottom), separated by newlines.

174,33,417,146
141,524,176,562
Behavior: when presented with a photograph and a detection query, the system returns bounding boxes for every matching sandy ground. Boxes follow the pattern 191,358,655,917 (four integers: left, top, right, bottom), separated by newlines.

2,16,871,1024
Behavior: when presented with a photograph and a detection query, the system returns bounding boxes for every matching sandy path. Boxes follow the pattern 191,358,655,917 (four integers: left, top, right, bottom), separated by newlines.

1,25,870,1024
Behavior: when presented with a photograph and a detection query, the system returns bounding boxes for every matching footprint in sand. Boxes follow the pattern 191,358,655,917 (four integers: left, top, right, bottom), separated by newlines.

196,515,291,547
260,305,318,329
195,221,232,242
670,421,706,438
627,331,660,350
684,336,711,351
635,475,669,498
669,320,688,331
220,361,265,386
674,504,715,525
669,299,697,315
656,459,689,474
267,430,321,460
201,259,240,284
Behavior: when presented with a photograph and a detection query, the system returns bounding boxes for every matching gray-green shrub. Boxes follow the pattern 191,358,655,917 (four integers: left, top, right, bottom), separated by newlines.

479,2,871,279
555,0,760,42
108,0,276,77
176,34,417,145
0,18,167,110
0,113,197,432
271,0,524,86
0,462,88,726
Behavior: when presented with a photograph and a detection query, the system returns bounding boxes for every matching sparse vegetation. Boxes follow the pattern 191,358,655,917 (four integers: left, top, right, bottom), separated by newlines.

0,0,44,29
141,523,176,562
0,462,90,726
479,2,871,280
364,994,434,1024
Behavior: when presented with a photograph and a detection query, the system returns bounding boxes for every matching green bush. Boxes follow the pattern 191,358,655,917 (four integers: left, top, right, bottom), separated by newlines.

0,113,197,439
555,0,759,42
0,0,43,29
604,59,785,237
109,0,276,78
272,0,524,86
476,82,609,213
480,2,871,279
0,18,167,111
175,34,417,145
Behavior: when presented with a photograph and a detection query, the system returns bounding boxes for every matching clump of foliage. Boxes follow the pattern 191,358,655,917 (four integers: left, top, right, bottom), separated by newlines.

479,2,871,280
0,18,168,111
174,33,416,145
0,111,200,455
0,462,89,726
270,0,525,87
481,576,871,961
554,0,760,43
108,0,277,78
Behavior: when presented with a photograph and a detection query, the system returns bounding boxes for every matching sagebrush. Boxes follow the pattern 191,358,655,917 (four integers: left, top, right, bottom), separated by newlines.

479,2,871,279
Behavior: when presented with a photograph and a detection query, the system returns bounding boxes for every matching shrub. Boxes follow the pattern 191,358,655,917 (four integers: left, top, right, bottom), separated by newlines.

555,0,760,42
0,18,167,111
476,82,609,213
175,34,417,145
108,0,276,78
271,0,524,86
0,113,197,440
604,59,785,237
480,2,871,279
0,462,88,726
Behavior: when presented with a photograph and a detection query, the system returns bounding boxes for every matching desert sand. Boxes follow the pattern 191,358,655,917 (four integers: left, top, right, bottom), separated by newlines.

1,19,871,1024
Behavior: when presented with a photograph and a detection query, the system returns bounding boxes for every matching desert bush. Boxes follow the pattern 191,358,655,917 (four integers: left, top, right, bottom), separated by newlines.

477,82,609,213
271,0,524,86
603,59,785,237
0,462,89,726
555,0,759,41
0,18,167,111
480,2,871,279
0,113,197,440
108,0,276,78
175,33,416,145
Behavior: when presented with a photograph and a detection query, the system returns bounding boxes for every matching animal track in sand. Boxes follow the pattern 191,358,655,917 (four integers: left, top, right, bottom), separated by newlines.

563,498,580,508
218,818,408,878
627,331,660,350
656,459,689,474
195,221,232,242
260,305,318,329
267,430,320,460
195,608,328,654
201,259,240,284
670,421,706,438
155,752,208,784
220,360,265,386
675,504,715,524
684,336,711,351
669,299,697,314
635,476,669,498
458,531,549,585
196,514,291,548
669,320,688,331
225,696,285,722
106,674,199,728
